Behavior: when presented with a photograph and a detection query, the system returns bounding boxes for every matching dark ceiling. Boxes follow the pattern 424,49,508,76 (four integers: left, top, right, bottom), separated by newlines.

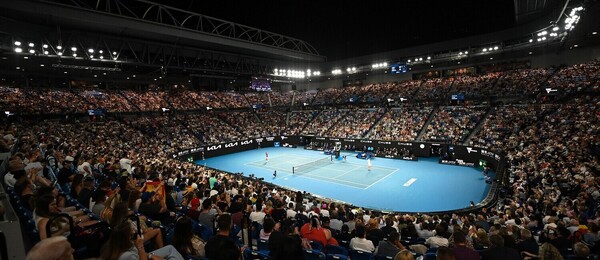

158,0,521,61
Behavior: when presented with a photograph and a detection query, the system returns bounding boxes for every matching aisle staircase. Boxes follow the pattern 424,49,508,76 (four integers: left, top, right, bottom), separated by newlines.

416,106,440,140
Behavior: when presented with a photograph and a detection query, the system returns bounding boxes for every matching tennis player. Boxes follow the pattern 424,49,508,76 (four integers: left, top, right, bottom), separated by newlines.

265,152,269,161
367,158,372,171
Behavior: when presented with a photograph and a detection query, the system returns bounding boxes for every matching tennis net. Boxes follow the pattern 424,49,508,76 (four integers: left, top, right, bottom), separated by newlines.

292,157,333,174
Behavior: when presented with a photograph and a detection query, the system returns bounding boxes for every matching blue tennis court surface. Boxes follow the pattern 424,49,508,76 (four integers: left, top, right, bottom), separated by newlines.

197,147,492,212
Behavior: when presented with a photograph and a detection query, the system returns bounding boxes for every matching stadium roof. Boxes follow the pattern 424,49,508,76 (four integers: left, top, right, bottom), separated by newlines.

163,0,524,61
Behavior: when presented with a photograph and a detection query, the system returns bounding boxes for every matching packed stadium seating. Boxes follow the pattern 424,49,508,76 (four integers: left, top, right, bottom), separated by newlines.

2,60,599,260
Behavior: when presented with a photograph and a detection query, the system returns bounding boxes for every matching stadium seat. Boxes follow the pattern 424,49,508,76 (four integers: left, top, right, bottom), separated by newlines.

375,255,394,260
348,250,375,260
258,239,269,252
424,252,437,260
196,224,213,242
304,249,326,260
244,248,271,260
310,240,325,252
326,254,348,260
325,245,348,255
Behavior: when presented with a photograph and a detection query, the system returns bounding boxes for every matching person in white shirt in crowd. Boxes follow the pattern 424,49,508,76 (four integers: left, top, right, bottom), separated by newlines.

286,202,297,219
350,225,375,253
426,226,449,248
249,201,267,225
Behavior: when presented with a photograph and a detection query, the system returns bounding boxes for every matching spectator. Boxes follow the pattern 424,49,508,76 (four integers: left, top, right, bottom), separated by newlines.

172,216,205,258
350,225,375,253
100,220,183,260
394,249,414,260
205,214,240,260
375,231,405,258
436,246,456,260
480,234,520,260
451,231,479,260
25,236,74,260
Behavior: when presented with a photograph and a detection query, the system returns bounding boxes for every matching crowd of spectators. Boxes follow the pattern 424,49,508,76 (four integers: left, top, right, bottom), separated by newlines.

183,113,243,145
292,90,318,106
257,111,287,137
1,60,597,117
121,90,169,111
217,111,266,138
494,68,553,96
268,91,294,107
548,60,600,93
366,106,433,141
326,109,386,139
285,111,317,136
413,77,455,101
312,88,345,106
217,92,248,109
1,60,600,260
301,110,349,136
244,92,271,107
452,73,502,99
422,106,486,144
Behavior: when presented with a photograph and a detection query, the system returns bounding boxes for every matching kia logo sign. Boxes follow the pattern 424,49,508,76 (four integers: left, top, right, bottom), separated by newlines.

207,145,221,151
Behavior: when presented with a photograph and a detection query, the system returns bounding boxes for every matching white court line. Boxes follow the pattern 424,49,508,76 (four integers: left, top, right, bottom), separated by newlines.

332,165,364,178
364,168,399,189
289,173,369,189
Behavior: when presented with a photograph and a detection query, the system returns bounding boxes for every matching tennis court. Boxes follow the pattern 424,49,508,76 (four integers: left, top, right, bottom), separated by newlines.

198,146,493,212
246,154,398,189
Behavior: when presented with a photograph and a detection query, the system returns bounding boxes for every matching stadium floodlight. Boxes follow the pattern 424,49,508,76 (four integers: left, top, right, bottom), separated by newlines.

72,53,77,57
99,50,103,54
14,41,21,46
352,67,356,71
71,47,77,52
574,44,578,47
90,55,94,58
99,55,104,59
132,75,136,77
40,64,44,67
64,71,67,74
459,52,463,55
464,51,468,54
593,32,597,35
42,44,48,48
14,47,22,53
427,56,431,60
542,37,547,41
112,51,117,55
44,51,49,55
493,46,498,50
113,57,117,60
419,57,423,61
16,67,20,70
57,52,63,55
529,39,533,43
482,48,488,52
56,45,62,50
88,48,94,53
552,26,559,31
28,43,34,47
383,62,387,66
407,59,411,63
28,49,35,54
